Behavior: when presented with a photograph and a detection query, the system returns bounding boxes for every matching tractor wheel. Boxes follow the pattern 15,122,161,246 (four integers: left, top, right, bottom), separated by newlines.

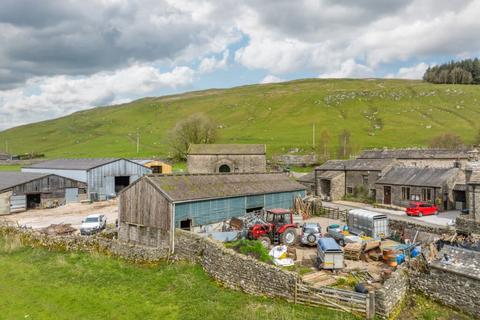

281,228,297,246
258,236,271,248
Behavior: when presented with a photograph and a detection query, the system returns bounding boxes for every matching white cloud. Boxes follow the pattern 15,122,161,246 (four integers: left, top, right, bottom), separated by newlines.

0,64,195,129
385,62,429,79
198,50,229,74
319,59,374,79
260,75,284,84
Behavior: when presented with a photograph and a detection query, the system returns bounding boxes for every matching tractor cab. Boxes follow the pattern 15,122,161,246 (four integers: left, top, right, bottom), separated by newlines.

264,208,293,226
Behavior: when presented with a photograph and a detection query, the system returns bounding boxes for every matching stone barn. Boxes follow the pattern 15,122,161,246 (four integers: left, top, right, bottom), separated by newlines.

187,144,266,174
315,159,396,201
22,158,151,200
375,167,464,211
0,172,87,214
118,172,306,248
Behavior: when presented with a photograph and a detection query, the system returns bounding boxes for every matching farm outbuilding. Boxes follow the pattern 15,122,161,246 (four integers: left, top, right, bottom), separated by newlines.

0,172,87,215
187,144,267,174
131,159,172,174
375,167,464,211
118,172,306,248
22,158,151,200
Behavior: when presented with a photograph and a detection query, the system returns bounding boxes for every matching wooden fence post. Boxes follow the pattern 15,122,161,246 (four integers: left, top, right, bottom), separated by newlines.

366,292,375,319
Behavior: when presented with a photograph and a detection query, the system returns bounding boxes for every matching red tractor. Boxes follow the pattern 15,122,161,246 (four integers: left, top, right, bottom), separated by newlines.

247,208,298,246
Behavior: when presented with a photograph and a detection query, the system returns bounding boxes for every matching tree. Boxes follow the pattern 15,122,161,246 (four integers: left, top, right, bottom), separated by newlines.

428,132,464,149
316,130,331,163
168,113,218,160
337,129,352,159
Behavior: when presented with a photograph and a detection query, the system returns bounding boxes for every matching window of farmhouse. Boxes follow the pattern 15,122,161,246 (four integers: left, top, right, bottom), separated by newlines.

421,188,432,202
401,187,410,200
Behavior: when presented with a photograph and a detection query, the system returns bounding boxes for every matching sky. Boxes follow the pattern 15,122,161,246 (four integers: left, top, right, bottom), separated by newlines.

1,0,479,130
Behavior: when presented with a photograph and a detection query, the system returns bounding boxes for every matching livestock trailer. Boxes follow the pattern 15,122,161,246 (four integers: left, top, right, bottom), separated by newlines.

316,237,344,270
347,209,389,239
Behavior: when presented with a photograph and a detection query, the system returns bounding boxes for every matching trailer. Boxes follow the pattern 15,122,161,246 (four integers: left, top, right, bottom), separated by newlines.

315,237,344,270
347,209,389,239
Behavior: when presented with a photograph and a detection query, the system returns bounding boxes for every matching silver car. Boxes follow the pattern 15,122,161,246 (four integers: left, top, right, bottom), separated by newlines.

300,223,322,246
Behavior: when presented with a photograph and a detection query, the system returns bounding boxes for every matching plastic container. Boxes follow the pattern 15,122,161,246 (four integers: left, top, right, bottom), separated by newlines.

411,246,422,258
396,253,405,264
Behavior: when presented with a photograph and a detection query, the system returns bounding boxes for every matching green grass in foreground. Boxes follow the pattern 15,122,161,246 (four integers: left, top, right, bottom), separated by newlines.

398,294,473,320
0,239,355,320
0,164,21,171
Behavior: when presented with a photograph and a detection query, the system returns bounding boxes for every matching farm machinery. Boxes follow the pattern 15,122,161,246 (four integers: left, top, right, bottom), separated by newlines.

246,208,298,246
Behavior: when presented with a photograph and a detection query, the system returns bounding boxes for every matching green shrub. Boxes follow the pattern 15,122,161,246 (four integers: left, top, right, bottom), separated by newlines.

225,240,273,264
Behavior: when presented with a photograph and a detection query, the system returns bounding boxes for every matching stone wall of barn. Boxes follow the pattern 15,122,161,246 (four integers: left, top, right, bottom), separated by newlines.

410,246,480,319
187,154,266,174
345,170,382,199
315,171,345,201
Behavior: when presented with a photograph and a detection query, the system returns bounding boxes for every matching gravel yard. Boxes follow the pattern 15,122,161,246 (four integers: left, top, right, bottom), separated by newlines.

1,200,118,230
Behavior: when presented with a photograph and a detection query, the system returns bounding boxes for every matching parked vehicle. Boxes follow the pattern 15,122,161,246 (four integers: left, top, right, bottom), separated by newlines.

315,237,344,270
348,209,389,239
326,224,362,246
406,202,438,217
300,223,322,246
247,208,297,246
80,214,107,235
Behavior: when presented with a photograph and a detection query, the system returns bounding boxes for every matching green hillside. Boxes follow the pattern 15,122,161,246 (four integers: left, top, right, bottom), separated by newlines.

1,78,479,159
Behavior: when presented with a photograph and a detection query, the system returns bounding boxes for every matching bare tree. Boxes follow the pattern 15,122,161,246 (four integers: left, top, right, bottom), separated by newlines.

169,113,218,160
316,130,331,163
337,129,352,159
428,132,464,149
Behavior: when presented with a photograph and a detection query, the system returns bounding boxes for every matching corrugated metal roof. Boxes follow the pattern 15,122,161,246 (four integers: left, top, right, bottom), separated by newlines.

188,144,266,155
23,158,123,170
358,148,471,159
376,167,459,187
146,172,305,202
316,159,395,171
0,172,51,191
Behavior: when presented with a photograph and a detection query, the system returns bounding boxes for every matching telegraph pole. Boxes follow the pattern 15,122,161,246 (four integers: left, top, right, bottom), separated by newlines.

312,123,316,148
136,128,140,154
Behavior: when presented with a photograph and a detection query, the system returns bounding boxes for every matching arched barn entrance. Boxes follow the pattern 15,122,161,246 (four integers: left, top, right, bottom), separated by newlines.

219,164,231,173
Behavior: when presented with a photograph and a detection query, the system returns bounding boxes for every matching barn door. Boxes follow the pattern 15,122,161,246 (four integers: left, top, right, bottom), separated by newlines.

65,188,79,204
384,186,392,205
105,176,115,196
10,195,26,213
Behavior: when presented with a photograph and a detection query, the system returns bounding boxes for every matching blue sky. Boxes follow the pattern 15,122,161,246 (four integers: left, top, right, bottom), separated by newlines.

0,0,479,130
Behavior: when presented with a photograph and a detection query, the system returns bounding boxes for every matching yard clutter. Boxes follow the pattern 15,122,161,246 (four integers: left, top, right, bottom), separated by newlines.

40,223,76,236
269,245,294,266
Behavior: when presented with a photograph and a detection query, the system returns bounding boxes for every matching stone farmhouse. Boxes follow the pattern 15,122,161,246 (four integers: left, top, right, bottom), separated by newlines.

313,148,479,211
187,144,266,174
314,159,396,201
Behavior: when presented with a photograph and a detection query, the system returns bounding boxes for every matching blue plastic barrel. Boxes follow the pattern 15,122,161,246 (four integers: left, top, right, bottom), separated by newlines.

396,253,405,264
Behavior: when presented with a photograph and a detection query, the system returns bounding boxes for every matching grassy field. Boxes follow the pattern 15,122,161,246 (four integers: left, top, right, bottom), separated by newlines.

0,239,354,320
0,164,21,171
0,79,479,159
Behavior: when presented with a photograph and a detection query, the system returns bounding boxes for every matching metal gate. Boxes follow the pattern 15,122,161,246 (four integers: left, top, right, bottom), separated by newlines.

10,195,26,213
65,188,79,203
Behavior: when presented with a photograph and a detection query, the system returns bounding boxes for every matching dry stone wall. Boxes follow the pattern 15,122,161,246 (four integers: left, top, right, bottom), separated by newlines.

175,230,298,299
375,266,409,319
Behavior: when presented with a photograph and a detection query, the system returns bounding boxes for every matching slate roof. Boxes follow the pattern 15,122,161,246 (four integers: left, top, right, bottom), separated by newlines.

188,144,266,155
358,148,471,159
297,171,315,183
316,159,395,171
317,171,344,180
0,172,51,191
24,158,124,170
146,172,306,202
376,167,460,187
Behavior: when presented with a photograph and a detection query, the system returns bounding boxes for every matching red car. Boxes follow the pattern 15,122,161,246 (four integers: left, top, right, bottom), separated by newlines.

406,202,438,217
